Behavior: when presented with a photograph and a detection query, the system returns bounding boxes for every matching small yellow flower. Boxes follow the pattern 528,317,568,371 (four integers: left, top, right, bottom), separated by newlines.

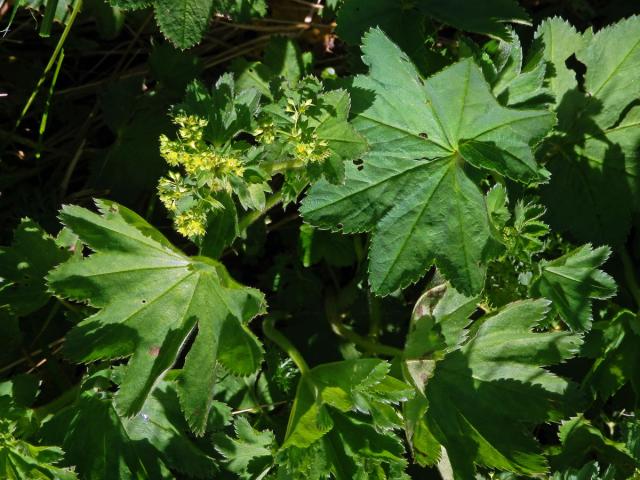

175,210,207,238
293,136,330,164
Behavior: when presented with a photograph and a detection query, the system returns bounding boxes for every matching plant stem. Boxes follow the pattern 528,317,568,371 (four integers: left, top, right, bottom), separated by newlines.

325,293,402,357
238,190,284,232
14,0,83,131
262,316,310,376
262,159,306,175
620,249,640,310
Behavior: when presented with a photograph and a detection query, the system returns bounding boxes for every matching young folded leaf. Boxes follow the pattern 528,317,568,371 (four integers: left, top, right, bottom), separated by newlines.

47,199,266,434
215,417,275,479
278,359,412,479
531,244,616,331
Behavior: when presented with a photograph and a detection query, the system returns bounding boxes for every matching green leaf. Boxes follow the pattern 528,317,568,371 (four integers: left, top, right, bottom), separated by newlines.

153,0,214,50
537,17,640,246
531,244,616,331
581,310,640,401
486,29,549,107
336,0,430,70
283,359,411,448
215,417,275,479
508,201,549,262
275,359,410,478
198,192,239,259
404,284,478,393
232,37,312,98
577,16,640,129
303,29,553,295
41,379,216,479
0,219,71,317
552,461,616,480
278,412,408,480
180,75,261,146
549,416,638,477
533,17,584,108
403,395,441,467
313,89,369,184
47,199,266,434
542,104,640,246
0,439,77,480
419,0,530,40
423,299,581,477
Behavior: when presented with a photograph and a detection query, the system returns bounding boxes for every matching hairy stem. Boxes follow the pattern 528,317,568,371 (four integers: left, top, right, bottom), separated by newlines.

262,316,310,376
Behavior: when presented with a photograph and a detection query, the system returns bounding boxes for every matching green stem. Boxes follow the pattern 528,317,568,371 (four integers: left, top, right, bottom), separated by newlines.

14,0,83,131
262,316,310,376
262,159,306,175
620,249,640,310
238,190,284,232
36,48,65,159
325,293,402,357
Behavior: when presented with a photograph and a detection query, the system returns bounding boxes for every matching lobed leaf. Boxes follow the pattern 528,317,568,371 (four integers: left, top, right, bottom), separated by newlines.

47,199,266,434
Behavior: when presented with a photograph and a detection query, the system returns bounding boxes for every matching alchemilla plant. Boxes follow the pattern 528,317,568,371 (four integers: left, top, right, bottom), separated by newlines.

2,0,640,479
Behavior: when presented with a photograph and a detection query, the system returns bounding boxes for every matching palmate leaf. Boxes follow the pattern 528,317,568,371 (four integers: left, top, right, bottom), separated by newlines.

41,377,217,479
47,199,266,434
278,359,412,479
542,105,640,246
537,17,640,246
413,299,581,478
0,219,71,317
302,29,554,295
531,244,616,331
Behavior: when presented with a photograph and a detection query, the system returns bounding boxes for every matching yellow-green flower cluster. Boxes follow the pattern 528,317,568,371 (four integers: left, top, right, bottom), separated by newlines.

293,134,330,164
158,114,247,239
253,120,277,144
174,209,207,238
159,114,245,179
